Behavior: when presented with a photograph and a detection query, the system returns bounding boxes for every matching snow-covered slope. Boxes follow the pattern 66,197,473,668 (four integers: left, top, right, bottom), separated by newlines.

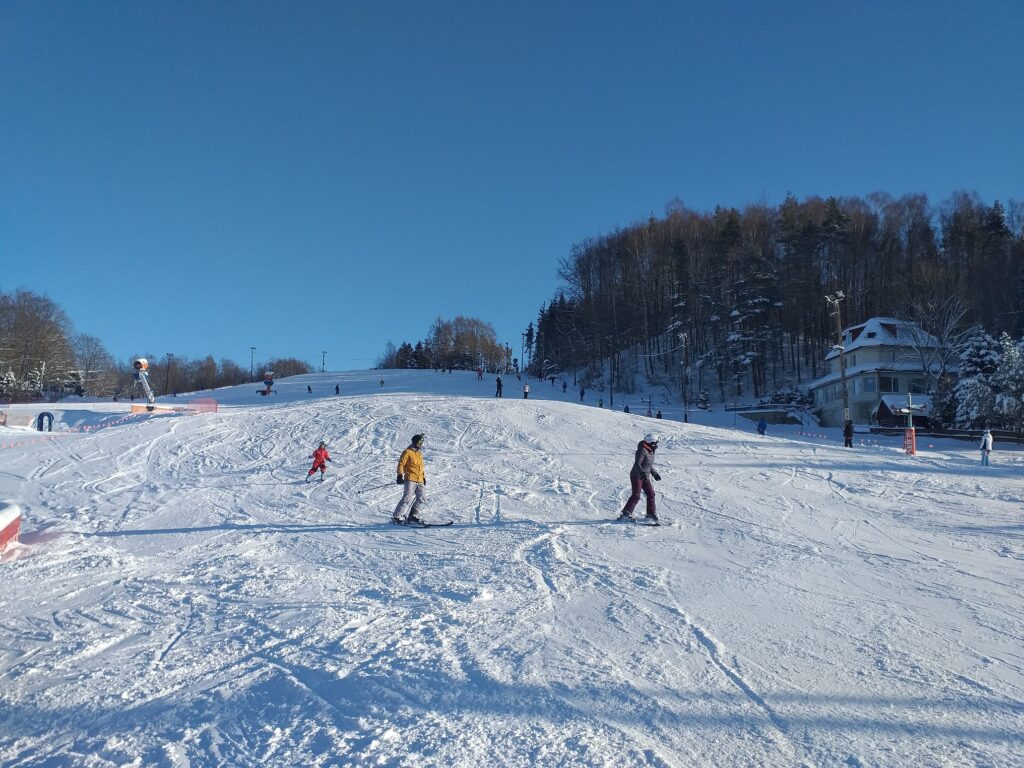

2,371,1022,766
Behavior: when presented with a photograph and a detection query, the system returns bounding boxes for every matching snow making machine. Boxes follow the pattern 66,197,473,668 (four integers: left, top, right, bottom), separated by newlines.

132,358,157,411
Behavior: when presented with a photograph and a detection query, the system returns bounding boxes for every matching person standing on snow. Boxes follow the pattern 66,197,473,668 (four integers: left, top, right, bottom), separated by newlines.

980,428,993,466
495,375,504,397
393,434,428,523
562,380,567,394
306,441,332,482
757,416,767,436
619,433,661,522
843,420,854,448
523,382,531,399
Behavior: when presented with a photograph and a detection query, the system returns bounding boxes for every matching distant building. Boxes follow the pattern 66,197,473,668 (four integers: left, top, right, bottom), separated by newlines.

809,317,950,427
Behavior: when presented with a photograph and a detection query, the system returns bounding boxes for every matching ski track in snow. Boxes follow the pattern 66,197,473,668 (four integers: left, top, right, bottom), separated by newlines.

2,370,1023,767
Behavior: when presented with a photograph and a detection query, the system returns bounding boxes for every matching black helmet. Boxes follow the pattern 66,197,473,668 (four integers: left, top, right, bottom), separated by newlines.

411,433,425,447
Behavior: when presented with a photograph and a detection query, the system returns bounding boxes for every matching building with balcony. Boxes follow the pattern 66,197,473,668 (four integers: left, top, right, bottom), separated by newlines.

809,317,949,427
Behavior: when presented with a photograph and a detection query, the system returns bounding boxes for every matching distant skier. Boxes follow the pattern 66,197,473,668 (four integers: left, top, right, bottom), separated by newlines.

757,416,767,436
619,433,661,522
306,441,332,482
656,410,663,419
335,384,340,395
579,387,585,402
495,375,503,397
624,404,630,413
980,428,993,466
307,385,312,394
393,434,427,524
843,420,854,448
523,383,531,399
562,380,567,394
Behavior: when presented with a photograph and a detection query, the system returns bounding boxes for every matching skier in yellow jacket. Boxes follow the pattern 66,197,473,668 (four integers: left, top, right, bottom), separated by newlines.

392,434,427,524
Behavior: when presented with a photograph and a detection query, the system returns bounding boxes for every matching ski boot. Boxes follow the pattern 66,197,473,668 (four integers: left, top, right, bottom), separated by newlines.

407,512,423,525
618,511,635,521
645,511,659,522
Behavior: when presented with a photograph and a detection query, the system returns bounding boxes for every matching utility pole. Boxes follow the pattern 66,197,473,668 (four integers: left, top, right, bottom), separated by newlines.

165,353,174,396
321,351,327,373
680,332,690,423
250,347,256,382
607,336,614,410
825,292,850,426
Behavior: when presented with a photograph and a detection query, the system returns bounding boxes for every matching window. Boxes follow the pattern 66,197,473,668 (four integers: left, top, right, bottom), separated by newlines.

863,377,876,393
849,354,857,367
879,376,899,393
909,379,927,394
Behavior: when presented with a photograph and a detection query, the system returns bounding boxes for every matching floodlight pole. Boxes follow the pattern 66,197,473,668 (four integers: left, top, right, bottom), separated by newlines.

165,353,174,396
825,292,850,426
321,351,327,373
250,347,256,382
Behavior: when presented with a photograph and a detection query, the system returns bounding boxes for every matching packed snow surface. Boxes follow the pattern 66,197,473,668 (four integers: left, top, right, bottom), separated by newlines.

2,370,1022,767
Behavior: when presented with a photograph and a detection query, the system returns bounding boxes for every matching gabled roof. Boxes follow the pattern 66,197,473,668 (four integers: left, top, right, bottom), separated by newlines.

876,393,933,413
824,317,939,362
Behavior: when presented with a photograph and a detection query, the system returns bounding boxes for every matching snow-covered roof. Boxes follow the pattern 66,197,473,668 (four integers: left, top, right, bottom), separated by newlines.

824,317,939,362
875,394,934,414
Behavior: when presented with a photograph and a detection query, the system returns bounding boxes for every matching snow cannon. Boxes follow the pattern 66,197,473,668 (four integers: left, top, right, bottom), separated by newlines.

259,371,275,397
0,501,22,553
132,358,156,409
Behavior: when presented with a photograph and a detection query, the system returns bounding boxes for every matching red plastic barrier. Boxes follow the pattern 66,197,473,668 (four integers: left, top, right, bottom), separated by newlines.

0,502,21,552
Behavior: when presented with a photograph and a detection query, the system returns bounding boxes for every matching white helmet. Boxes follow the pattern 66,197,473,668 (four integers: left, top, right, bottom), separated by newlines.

644,433,659,445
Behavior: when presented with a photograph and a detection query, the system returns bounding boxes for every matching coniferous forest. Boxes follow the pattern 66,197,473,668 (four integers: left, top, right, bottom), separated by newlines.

529,192,1023,407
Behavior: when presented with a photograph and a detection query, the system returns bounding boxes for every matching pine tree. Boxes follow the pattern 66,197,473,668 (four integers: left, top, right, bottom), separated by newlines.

0,370,16,400
697,389,711,410
994,334,1024,431
954,329,1000,427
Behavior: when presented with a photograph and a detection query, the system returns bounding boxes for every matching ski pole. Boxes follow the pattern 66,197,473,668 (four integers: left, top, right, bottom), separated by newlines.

358,481,399,494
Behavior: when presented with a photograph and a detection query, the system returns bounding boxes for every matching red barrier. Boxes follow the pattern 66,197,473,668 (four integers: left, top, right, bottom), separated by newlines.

0,502,21,552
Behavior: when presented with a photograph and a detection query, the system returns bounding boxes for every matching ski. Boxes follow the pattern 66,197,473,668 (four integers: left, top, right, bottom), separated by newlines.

391,519,454,528
614,516,661,527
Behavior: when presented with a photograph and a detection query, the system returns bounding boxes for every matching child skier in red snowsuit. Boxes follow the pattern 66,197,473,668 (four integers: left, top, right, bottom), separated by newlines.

306,442,331,482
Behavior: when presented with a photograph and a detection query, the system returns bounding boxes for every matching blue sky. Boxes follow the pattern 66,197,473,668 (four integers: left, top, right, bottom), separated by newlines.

2,1,1021,371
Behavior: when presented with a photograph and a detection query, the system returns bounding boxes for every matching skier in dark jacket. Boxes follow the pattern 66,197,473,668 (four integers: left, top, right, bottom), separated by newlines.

495,375,503,397
619,433,661,521
843,420,854,448
757,416,767,436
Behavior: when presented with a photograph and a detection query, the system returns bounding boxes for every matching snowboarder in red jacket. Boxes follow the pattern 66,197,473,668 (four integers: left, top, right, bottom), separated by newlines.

306,442,332,482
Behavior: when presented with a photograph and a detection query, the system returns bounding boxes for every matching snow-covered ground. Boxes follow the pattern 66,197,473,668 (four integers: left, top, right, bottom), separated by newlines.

2,370,1022,767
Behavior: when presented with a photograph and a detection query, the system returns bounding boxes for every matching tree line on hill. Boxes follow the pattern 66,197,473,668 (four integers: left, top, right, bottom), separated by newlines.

0,289,312,403
377,316,510,371
527,192,1023,403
